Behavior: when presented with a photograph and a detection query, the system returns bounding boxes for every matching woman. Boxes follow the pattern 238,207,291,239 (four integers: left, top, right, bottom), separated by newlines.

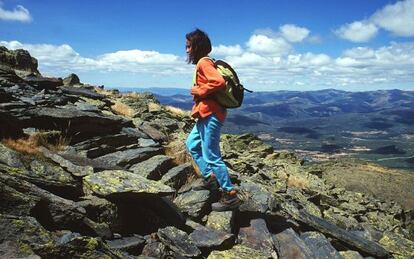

185,28,240,211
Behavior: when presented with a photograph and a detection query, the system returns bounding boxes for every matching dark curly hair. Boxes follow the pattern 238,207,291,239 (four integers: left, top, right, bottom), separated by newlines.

186,28,212,64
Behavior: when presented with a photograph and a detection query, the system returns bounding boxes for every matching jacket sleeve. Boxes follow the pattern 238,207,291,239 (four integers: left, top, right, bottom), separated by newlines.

191,58,225,98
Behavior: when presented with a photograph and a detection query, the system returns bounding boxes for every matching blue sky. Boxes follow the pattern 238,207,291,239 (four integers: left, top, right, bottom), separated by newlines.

1,0,414,91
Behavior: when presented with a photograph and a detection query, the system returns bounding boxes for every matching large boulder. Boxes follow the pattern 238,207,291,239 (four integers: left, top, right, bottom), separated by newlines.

0,46,40,76
0,214,53,258
93,147,162,168
189,225,235,251
83,170,175,198
238,218,276,257
63,73,81,86
23,75,63,90
157,226,201,258
273,228,314,259
21,107,132,142
173,190,210,219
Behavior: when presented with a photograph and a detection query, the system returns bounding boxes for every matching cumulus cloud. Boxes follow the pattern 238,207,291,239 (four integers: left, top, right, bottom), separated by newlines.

336,0,414,42
335,21,378,42
280,24,310,42
246,34,291,56
212,44,243,56
2,37,414,91
98,50,179,64
0,3,31,22
371,0,414,36
0,40,184,75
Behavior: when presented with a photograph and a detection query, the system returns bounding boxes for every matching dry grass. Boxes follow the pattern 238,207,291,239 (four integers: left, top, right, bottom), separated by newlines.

165,105,191,117
2,132,70,155
148,102,162,112
94,87,120,97
111,102,135,117
287,175,308,189
122,92,145,99
364,164,389,174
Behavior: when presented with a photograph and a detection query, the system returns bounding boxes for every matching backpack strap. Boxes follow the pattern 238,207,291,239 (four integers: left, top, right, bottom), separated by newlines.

192,56,214,86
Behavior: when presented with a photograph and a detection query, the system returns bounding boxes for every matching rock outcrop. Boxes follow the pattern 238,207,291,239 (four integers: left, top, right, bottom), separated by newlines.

1,46,413,258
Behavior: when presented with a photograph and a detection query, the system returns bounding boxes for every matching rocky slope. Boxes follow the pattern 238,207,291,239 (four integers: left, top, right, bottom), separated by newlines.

0,46,413,258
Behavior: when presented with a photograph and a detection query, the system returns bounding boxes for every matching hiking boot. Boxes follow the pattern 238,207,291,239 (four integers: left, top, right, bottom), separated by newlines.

211,189,241,212
193,174,219,192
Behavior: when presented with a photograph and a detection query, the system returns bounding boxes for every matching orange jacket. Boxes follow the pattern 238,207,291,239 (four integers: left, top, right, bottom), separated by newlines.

190,57,227,122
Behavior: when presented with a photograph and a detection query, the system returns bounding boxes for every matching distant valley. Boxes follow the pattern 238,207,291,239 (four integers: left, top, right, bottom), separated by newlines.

121,87,414,170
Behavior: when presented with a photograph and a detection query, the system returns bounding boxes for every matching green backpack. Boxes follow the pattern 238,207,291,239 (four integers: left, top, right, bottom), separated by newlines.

194,58,253,108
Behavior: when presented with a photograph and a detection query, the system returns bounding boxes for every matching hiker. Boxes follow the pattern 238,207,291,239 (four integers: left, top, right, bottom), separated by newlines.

185,28,241,211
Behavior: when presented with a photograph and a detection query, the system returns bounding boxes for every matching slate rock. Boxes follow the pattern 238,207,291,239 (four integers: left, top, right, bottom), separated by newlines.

138,138,159,147
157,226,201,257
0,143,24,168
0,214,54,258
22,107,131,142
207,244,269,259
129,155,174,180
239,180,273,213
93,147,162,168
0,180,40,216
290,209,389,258
83,170,175,198
29,159,79,192
24,75,62,90
339,250,364,259
73,133,139,158
40,147,94,177
138,122,168,142
0,64,25,85
141,239,167,258
106,235,146,255
121,127,149,139
73,101,101,112
0,47,40,75
36,236,123,259
173,190,210,219
76,196,118,226
161,163,194,190
189,226,234,251
206,211,235,233
61,86,107,100
238,218,275,257
323,207,361,230
273,228,314,259
82,217,113,239
301,231,343,259
0,173,86,231
63,73,81,86
379,231,414,258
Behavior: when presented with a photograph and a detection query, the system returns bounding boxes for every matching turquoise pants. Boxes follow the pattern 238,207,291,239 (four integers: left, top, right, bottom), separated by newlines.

186,114,234,192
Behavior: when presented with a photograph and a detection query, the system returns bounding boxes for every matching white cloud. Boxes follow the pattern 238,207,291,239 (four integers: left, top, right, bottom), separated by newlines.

98,50,179,64
212,44,243,56
279,24,310,42
335,21,378,42
343,47,375,59
0,40,184,75
371,0,414,37
0,4,31,22
2,38,414,91
336,0,414,42
226,52,270,67
246,34,291,56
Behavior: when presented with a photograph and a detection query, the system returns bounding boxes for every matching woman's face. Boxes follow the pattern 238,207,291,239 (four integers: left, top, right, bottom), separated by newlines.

186,39,192,56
